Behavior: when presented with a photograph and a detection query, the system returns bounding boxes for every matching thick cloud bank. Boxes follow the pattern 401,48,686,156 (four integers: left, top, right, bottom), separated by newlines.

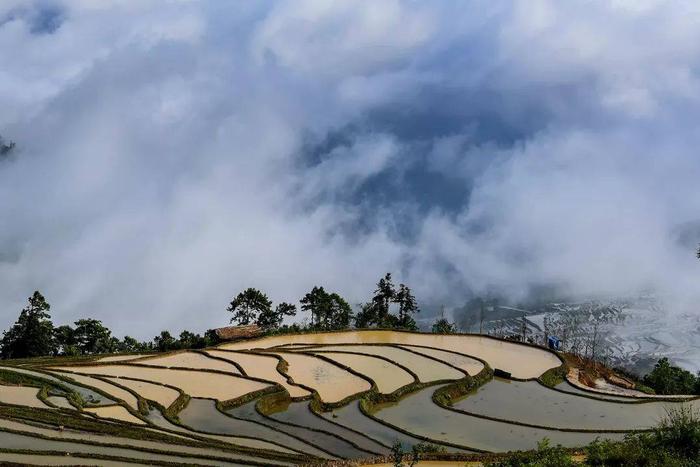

1,0,699,337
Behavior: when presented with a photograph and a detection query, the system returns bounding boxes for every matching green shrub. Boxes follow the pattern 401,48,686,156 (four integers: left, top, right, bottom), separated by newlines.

643,358,698,395
486,439,576,467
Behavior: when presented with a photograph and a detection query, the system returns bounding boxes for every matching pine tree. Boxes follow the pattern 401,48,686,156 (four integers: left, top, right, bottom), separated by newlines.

0,291,55,359
227,288,272,326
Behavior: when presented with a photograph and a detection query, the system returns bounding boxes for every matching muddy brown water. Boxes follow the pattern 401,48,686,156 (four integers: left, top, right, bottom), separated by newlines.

45,395,75,409
96,354,150,363
177,398,335,459
267,352,371,403
398,345,485,376
227,400,377,459
102,376,180,408
306,345,464,383
1,367,115,405
0,385,46,408
52,365,268,402
132,351,242,373
205,350,310,398
453,377,700,431
84,405,146,425
219,330,560,379
268,401,389,455
371,384,625,452
51,371,140,410
316,352,414,394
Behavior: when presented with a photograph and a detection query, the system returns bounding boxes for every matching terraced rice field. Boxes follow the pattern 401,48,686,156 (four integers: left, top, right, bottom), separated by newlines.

1,330,698,466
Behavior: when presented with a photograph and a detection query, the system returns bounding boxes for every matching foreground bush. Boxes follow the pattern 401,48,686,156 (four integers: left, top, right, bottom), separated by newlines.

488,406,700,467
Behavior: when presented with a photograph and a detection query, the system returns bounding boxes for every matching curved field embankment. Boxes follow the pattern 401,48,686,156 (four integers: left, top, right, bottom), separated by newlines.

2,329,696,465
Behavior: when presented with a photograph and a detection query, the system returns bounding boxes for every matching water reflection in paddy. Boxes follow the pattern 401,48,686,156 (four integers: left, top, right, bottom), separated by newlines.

1,367,114,405
398,345,484,376
317,352,414,394
0,429,254,466
453,378,698,430
222,330,560,379
52,364,268,402
144,407,299,455
553,381,666,402
133,351,242,373
178,398,334,459
228,400,376,458
268,352,371,403
372,384,624,452
320,399,438,450
305,345,464,382
205,350,310,398
269,401,389,455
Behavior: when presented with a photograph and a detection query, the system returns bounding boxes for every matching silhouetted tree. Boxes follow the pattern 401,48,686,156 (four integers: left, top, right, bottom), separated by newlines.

73,319,113,354
258,302,296,331
431,318,456,334
0,291,55,359
327,293,353,330
395,283,419,330
300,286,327,327
227,288,272,326
357,274,419,330
54,324,78,356
119,335,146,353
153,330,177,352
354,302,377,329
300,287,352,330
374,273,396,326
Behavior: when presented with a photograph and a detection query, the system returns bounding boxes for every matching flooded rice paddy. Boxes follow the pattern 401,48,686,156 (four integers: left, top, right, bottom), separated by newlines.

302,345,465,382
95,354,150,363
320,399,438,450
178,397,333,459
84,405,146,424
0,330,683,464
52,372,140,410
0,429,256,466
268,400,389,455
399,345,485,376
452,377,699,430
1,367,115,405
371,384,624,451
222,330,561,379
316,352,415,393
132,351,242,373
102,375,181,407
267,351,371,403
52,364,268,401
205,350,311,398
0,385,46,408
227,399,378,458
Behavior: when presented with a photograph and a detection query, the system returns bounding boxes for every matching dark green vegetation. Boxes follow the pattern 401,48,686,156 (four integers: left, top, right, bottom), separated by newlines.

0,291,220,359
643,358,700,396
355,273,419,330
0,272,420,360
486,406,700,467
431,318,457,334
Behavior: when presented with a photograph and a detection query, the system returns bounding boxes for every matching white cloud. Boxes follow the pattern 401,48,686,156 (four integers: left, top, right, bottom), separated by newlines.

0,0,699,338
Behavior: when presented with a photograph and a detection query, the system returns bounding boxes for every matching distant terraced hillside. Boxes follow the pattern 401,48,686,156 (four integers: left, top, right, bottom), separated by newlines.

0,330,698,466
